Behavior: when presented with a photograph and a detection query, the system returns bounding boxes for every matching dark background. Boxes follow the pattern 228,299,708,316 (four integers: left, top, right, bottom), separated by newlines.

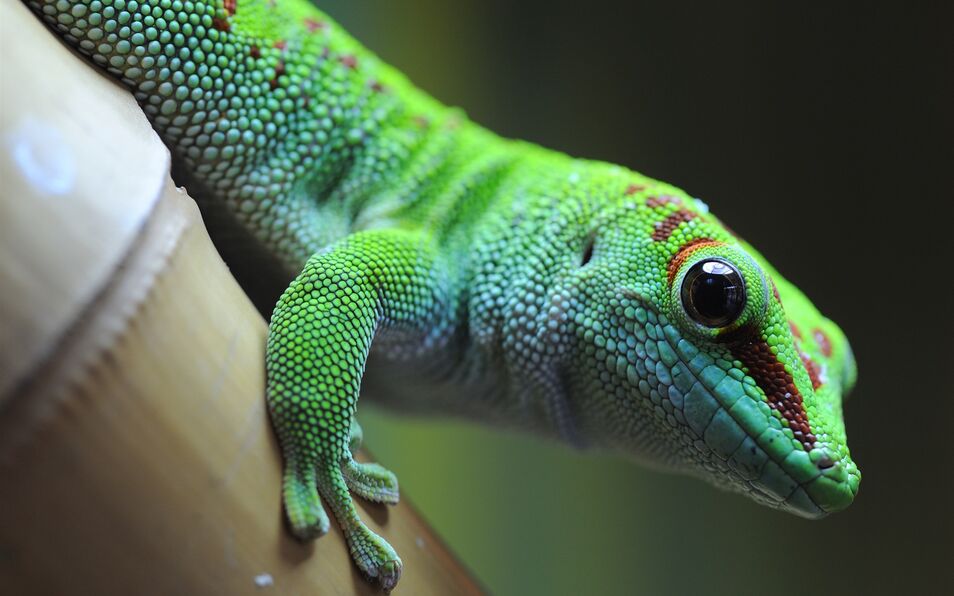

321,2,952,594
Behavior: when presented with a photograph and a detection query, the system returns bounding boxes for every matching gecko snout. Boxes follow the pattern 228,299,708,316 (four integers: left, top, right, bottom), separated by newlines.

801,449,860,516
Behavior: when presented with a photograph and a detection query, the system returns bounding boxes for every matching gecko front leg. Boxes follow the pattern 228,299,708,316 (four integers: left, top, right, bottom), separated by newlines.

265,229,452,591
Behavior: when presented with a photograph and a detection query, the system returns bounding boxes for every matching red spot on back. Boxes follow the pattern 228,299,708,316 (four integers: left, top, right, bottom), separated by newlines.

223,0,237,15
666,238,723,284
790,323,803,340
273,39,287,50
624,184,645,195
813,328,832,357
733,339,817,450
340,54,358,69
212,17,230,32
270,60,285,89
651,208,696,242
370,80,385,93
304,18,326,32
249,45,260,58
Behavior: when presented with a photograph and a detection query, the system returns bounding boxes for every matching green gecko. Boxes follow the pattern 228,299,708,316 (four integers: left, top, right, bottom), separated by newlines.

25,0,860,590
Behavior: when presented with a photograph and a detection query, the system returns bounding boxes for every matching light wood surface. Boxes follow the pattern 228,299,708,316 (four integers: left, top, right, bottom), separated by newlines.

0,1,482,593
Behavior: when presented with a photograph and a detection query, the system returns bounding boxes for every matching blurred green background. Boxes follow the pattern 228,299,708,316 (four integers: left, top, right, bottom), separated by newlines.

320,2,952,595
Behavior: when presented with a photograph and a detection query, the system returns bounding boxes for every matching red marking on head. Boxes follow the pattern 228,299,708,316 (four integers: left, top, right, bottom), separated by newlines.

304,18,326,32
212,17,231,32
799,350,824,390
813,328,832,357
273,39,287,50
790,323,802,340
624,184,645,196
651,208,697,242
340,54,358,69
223,0,237,16
734,339,817,450
666,238,723,285
249,45,260,58
646,195,683,209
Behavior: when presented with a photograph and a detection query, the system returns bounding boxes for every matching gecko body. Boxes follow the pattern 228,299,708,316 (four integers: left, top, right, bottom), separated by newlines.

25,0,860,590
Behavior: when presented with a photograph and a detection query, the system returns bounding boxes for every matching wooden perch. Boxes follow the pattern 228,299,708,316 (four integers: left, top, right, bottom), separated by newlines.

0,0,481,593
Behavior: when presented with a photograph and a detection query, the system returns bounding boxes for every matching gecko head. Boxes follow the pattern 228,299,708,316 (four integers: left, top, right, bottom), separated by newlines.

570,192,860,518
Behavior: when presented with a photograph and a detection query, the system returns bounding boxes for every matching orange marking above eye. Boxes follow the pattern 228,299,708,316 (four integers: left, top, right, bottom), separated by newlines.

666,238,723,285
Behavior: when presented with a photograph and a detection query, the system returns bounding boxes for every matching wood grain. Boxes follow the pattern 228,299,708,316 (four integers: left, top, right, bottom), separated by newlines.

0,1,482,593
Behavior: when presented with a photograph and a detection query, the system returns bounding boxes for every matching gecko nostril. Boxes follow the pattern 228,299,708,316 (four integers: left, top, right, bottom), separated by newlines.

580,236,595,266
817,456,835,469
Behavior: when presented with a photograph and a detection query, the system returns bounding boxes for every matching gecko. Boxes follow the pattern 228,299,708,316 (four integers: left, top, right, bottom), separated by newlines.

24,0,861,590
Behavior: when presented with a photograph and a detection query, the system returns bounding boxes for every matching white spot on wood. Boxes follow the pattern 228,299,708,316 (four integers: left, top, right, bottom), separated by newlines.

254,573,273,588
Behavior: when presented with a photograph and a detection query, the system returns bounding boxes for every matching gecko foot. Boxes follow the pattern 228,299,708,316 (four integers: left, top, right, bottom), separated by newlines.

281,459,331,540
349,528,403,592
344,419,400,504
318,463,403,591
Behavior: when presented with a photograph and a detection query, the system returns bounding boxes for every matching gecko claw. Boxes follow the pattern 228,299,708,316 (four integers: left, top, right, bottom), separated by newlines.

351,534,403,592
378,557,403,593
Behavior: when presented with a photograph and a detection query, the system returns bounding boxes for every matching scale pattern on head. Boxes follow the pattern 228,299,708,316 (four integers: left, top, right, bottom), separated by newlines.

559,181,860,517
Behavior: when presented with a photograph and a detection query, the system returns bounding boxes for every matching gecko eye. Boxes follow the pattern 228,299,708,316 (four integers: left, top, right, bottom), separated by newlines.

680,259,747,328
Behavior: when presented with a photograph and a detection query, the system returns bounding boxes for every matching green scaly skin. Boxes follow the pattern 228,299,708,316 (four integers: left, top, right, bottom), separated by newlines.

26,0,861,590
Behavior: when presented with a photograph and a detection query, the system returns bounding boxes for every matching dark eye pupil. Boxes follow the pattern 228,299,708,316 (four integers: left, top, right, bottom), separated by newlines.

681,259,746,328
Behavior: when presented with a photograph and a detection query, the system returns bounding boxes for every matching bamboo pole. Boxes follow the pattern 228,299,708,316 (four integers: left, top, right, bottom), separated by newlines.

0,1,481,593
